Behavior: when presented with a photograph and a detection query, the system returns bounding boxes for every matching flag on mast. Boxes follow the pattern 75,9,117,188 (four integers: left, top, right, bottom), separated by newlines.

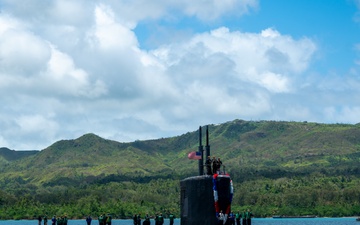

188,151,202,160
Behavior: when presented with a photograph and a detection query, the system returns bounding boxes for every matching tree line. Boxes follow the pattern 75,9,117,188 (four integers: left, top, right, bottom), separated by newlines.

1,171,360,219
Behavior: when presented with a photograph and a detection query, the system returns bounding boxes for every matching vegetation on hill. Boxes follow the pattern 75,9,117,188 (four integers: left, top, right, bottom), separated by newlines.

0,147,38,163
0,120,360,219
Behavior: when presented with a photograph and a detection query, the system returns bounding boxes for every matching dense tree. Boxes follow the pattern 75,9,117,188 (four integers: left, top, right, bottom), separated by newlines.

1,120,360,219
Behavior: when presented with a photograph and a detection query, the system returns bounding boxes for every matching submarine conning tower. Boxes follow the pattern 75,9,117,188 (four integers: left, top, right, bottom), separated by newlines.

180,126,233,225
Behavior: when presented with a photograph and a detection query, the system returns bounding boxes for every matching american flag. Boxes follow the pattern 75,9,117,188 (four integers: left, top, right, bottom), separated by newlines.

187,151,202,160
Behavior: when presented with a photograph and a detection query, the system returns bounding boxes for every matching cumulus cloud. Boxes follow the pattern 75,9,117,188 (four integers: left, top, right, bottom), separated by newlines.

42,46,108,98
154,27,315,94
0,21,50,77
91,4,139,50
177,0,258,21
324,106,360,124
0,0,358,150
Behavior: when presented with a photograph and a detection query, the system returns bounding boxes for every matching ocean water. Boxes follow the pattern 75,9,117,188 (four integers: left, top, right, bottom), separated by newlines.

254,217,358,225
0,218,358,225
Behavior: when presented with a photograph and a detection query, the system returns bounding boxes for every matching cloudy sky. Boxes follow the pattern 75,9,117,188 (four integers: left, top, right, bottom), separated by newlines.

1,0,360,150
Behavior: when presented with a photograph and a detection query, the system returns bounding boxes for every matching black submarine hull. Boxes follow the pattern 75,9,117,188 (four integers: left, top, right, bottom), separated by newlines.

180,175,232,225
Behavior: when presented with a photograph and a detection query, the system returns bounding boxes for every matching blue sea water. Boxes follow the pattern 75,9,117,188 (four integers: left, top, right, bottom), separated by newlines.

0,218,358,225
254,218,358,225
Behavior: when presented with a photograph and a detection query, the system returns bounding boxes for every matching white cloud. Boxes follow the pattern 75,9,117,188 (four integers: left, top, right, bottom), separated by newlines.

98,0,258,24
0,0,358,150
324,106,360,124
258,71,290,93
0,13,106,99
0,27,51,76
90,4,139,50
279,105,312,122
16,114,58,134
42,46,108,98
179,0,258,21
0,136,10,148
154,27,315,94
49,0,92,25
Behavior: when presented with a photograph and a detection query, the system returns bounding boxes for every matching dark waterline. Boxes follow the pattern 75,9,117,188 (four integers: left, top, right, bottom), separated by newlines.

0,218,358,225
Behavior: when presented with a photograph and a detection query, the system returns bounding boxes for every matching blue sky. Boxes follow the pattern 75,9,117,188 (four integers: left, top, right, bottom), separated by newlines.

248,0,359,73
0,0,359,150
135,0,359,73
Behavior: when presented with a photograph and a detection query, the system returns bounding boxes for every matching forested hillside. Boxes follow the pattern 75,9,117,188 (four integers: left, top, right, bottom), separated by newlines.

0,148,38,164
0,120,360,219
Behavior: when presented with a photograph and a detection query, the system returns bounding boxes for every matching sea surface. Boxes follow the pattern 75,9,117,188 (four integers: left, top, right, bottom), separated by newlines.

0,218,358,225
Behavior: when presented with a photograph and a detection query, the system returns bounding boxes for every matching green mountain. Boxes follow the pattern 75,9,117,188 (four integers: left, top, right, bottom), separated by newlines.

1,119,360,219
0,147,38,161
0,147,38,167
